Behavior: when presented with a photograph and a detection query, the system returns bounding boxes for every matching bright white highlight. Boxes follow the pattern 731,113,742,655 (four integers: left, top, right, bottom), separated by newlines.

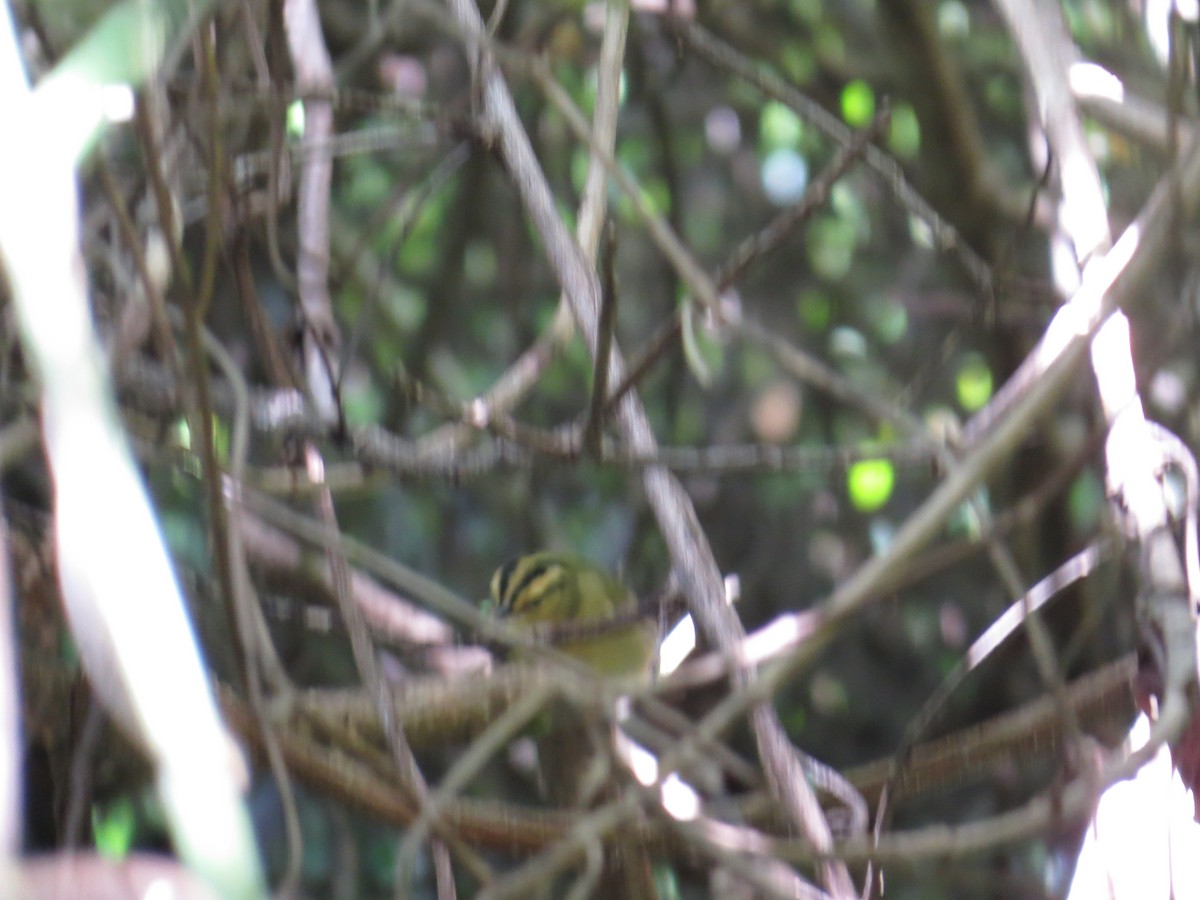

1068,62,1124,103
31,75,116,159
1145,0,1199,65
658,573,741,676
658,614,696,676
723,573,741,605
660,773,701,821
740,612,818,667
623,735,659,787
99,83,135,121
1068,714,1200,898
1038,224,1140,365
468,397,489,427
1092,315,1137,417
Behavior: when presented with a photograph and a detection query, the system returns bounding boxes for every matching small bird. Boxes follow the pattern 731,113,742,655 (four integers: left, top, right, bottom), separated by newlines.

490,551,659,898
489,551,656,677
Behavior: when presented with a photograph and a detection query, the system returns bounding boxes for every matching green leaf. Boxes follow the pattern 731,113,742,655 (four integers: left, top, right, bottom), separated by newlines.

93,798,136,859
286,99,305,137
210,413,230,464
887,102,921,159
759,101,804,150
847,458,895,512
343,381,384,426
1068,470,1105,534
808,215,857,280
869,296,908,344
779,41,816,84
797,288,832,332
955,354,994,411
841,79,876,127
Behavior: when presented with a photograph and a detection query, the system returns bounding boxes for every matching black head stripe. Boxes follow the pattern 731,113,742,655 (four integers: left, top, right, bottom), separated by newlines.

494,558,520,610
508,561,554,613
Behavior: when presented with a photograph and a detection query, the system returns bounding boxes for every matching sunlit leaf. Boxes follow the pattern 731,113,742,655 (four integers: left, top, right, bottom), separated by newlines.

759,101,804,150
93,798,136,859
173,416,191,451
286,99,305,137
841,79,875,127
956,354,994,411
887,102,921,159
848,458,895,512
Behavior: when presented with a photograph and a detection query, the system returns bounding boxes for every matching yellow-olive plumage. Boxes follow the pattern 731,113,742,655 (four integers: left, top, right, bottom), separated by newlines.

489,552,655,677
491,553,660,898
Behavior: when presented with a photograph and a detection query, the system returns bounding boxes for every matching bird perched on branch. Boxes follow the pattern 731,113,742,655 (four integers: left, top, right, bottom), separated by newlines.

490,551,656,677
489,551,659,899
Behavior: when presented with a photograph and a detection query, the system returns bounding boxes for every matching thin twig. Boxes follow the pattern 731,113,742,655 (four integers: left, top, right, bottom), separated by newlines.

715,106,891,289
874,540,1114,839
671,17,995,295
443,2,856,891
583,222,619,458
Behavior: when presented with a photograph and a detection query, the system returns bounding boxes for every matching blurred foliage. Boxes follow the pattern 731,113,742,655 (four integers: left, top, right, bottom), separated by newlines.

7,0,1199,897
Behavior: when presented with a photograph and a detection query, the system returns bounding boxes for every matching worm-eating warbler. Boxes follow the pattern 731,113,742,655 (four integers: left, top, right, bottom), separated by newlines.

489,552,655,677
490,553,660,897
